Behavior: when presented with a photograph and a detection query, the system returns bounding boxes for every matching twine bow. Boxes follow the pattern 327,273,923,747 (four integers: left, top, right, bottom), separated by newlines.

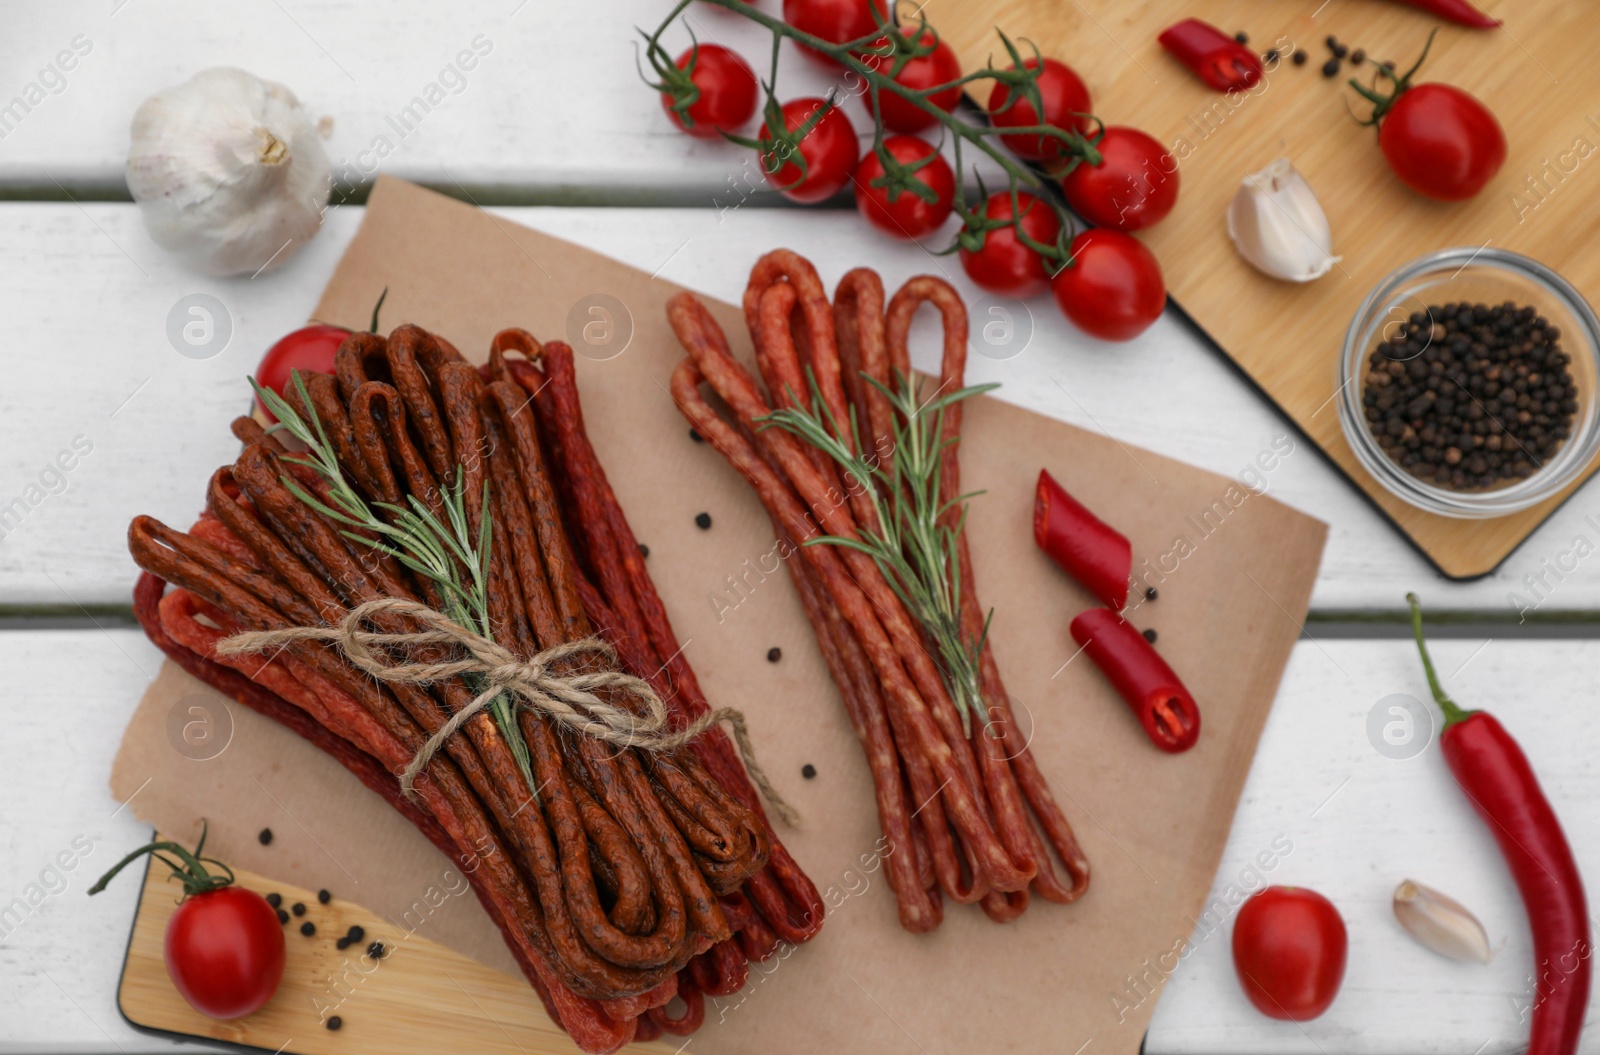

216,597,797,825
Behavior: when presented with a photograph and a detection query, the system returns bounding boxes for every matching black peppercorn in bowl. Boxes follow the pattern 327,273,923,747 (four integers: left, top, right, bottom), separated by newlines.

1338,247,1600,518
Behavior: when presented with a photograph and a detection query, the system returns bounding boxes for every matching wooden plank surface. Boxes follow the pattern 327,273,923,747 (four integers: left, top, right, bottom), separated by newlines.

8,629,1597,1053
930,0,1599,578
2,200,1598,619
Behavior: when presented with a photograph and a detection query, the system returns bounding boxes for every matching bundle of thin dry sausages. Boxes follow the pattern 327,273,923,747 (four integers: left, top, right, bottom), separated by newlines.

666,250,1091,932
127,324,823,1053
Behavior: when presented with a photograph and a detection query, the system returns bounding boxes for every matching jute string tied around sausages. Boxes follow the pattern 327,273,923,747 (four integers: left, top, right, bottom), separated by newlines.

217,597,798,826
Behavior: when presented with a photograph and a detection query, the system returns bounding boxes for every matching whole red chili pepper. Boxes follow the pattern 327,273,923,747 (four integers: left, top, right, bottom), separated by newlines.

1408,594,1589,1055
1157,19,1262,92
1034,469,1131,610
1391,0,1499,28
1071,608,1200,753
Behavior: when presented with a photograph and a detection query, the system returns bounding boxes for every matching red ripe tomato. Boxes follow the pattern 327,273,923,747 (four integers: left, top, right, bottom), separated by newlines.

165,887,286,1019
661,45,758,138
783,0,887,65
959,191,1062,298
854,135,956,240
761,98,859,204
255,323,348,420
987,58,1093,161
1060,126,1180,232
862,30,962,134
1232,886,1348,1021
1379,83,1505,201
1050,228,1165,342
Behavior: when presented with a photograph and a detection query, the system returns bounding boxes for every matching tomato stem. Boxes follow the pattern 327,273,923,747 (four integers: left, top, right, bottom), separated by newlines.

1348,29,1436,127
638,0,1086,265
1405,593,1477,727
88,821,237,899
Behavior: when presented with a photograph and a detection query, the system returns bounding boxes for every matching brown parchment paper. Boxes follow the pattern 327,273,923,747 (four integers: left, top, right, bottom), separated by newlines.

112,176,1328,1052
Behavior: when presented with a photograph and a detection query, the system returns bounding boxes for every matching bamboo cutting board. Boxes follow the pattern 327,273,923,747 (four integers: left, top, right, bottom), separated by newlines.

928,0,1600,578
117,851,678,1055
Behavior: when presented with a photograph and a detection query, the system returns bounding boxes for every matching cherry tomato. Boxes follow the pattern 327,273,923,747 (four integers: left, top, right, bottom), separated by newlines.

862,30,963,134
661,45,758,138
1232,886,1347,1021
1060,126,1180,232
987,58,1093,162
854,135,956,240
165,886,286,1019
761,98,860,204
783,0,887,65
254,323,348,421
1379,83,1505,201
959,191,1062,298
1050,228,1165,342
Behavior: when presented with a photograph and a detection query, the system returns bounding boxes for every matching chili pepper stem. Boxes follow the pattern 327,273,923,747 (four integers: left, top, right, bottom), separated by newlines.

1406,593,1476,727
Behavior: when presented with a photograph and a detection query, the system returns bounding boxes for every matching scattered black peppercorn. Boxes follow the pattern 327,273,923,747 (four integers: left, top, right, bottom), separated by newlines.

1144,586,1158,601
1325,34,1340,49
1142,628,1159,643
1331,42,1348,59
317,889,331,905
1363,302,1576,490
1322,58,1340,77
1234,30,1249,44
336,936,351,951
1350,47,1366,65
265,892,282,908
301,921,316,937
766,646,782,663
367,941,387,959
694,512,712,530
1293,49,1308,65
347,925,366,943
689,427,704,443
801,764,817,779
638,543,649,558
276,909,289,925
326,1016,343,1032
258,828,273,846
292,902,306,917
1263,48,1279,63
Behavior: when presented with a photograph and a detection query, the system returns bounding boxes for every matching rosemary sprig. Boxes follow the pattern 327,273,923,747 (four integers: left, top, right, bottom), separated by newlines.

758,371,998,734
251,371,536,792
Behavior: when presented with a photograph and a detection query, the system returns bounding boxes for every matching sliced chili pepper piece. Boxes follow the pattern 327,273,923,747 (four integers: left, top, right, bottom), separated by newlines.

1034,469,1131,611
1070,609,1200,753
1408,595,1587,1055
1158,18,1263,92
1391,0,1499,28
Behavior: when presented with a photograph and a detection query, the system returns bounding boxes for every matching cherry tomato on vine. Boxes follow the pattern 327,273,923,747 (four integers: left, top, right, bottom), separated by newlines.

853,135,956,240
1060,126,1180,232
987,58,1094,162
90,831,285,1021
861,29,963,134
165,887,288,1019
1232,886,1347,1021
1050,228,1165,342
660,45,759,138
1378,83,1505,202
761,98,860,204
958,191,1062,298
783,0,887,65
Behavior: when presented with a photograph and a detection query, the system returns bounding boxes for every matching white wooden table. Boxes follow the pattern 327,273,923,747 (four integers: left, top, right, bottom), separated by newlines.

3,2,1595,1052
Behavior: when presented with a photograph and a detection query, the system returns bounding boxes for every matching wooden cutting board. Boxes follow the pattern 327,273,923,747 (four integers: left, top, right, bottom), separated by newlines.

928,0,1600,578
117,849,678,1055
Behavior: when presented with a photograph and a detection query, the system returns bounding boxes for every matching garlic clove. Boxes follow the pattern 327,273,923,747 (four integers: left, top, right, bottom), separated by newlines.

126,67,330,277
1393,878,1493,964
1226,158,1339,283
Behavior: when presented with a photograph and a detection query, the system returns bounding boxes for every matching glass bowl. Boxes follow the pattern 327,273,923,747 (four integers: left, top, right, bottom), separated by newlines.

1337,247,1600,518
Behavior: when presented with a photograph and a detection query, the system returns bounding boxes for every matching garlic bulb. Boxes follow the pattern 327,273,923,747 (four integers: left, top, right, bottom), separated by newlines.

1393,879,1493,963
127,68,330,276
1227,158,1339,283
